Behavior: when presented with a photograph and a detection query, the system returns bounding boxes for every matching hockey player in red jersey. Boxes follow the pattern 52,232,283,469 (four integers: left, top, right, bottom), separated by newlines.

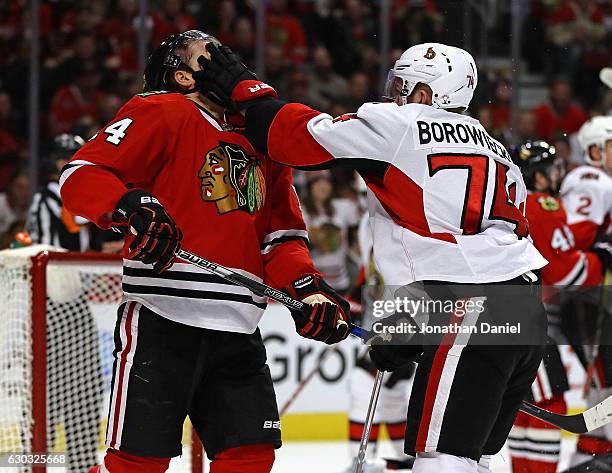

59,30,351,473
195,43,549,473
508,141,609,473
516,141,605,288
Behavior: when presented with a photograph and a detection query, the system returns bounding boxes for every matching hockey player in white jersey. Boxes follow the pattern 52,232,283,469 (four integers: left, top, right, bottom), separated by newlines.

560,116,612,250
195,42,549,473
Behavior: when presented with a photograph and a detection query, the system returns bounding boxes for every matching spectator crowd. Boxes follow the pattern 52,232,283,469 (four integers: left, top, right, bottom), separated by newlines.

0,0,611,290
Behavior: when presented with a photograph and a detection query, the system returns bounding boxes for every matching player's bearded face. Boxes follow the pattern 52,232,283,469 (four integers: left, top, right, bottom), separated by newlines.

198,147,231,201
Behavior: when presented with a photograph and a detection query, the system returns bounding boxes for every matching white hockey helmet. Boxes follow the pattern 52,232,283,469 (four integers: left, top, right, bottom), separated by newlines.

383,43,477,110
577,116,612,168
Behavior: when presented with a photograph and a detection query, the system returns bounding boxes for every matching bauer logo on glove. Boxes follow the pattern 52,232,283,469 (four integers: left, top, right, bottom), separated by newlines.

247,83,274,94
113,189,183,273
284,274,352,345
193,43,278,111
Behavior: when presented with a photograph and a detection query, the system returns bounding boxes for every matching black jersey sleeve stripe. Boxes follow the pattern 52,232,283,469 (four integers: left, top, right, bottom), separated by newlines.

121,283,268,309
505,445,561,455
260,234,309,251
507,436,563,446
566,259,587,286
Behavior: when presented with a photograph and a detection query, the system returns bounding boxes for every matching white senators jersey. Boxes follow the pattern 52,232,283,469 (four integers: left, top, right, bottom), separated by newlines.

265,102,548,285
559,165,612,249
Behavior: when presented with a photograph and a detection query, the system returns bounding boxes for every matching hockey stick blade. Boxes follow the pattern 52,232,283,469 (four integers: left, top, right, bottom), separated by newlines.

520,394,612,433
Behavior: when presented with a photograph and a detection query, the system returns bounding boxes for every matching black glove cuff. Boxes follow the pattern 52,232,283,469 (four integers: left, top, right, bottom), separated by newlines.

113,189,161,223
244,99,287,154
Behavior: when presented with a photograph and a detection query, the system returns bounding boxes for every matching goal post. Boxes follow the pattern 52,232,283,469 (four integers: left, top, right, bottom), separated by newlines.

0,246,204,473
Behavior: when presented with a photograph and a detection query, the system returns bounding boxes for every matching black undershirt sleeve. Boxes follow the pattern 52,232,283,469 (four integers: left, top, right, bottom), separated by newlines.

244,99,287,154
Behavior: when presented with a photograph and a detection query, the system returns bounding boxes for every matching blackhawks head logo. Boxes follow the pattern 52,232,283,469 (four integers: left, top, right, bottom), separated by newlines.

537,196,560,212
198,143,265,215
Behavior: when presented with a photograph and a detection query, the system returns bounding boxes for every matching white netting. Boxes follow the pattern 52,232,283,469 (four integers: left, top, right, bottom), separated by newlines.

0,247,37,472
0,247,201,473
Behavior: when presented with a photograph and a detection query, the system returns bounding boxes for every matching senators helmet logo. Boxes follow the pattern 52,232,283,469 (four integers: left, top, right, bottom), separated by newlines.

198,143,265,215
424,47,436,59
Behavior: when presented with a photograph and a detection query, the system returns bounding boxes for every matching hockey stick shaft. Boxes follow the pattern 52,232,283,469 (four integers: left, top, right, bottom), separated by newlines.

520,393,612,433
122,224,365,338
354,370,384,473
176,247,366,339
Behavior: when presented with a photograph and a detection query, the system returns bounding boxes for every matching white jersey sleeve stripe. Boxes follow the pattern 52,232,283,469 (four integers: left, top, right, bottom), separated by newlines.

58,159,97,191
261,229,309,244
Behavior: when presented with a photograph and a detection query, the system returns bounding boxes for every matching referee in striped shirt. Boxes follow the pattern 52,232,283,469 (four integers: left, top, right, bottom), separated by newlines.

26,133,91,251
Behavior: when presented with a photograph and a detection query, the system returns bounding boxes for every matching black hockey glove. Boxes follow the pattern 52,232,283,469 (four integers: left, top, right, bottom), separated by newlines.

113,189,182,273
368,344,422,372
193,43,277,111
285,274,352,345
590,242,612,274
366,312,423,372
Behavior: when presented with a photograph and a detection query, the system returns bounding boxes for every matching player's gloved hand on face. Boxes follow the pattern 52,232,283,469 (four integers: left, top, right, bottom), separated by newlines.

590,242,612,273
285,274,352,345
192,43,277,111
113,189,182,273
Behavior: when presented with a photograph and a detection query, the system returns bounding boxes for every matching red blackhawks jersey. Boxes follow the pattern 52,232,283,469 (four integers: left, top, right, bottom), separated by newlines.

60,92,316,333
264,102,547,284
526,192,601,286
559,165,612,250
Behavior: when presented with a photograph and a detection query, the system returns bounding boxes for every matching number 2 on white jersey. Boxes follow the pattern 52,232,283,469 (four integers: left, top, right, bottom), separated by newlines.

103,118,133,145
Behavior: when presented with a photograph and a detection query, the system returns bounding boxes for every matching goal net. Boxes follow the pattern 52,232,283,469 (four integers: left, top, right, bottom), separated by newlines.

0,246,203,473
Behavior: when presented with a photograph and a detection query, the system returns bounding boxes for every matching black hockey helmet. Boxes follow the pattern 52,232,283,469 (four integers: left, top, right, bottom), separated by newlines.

143,30,219,93
511,140,563,192
41,133,85,181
